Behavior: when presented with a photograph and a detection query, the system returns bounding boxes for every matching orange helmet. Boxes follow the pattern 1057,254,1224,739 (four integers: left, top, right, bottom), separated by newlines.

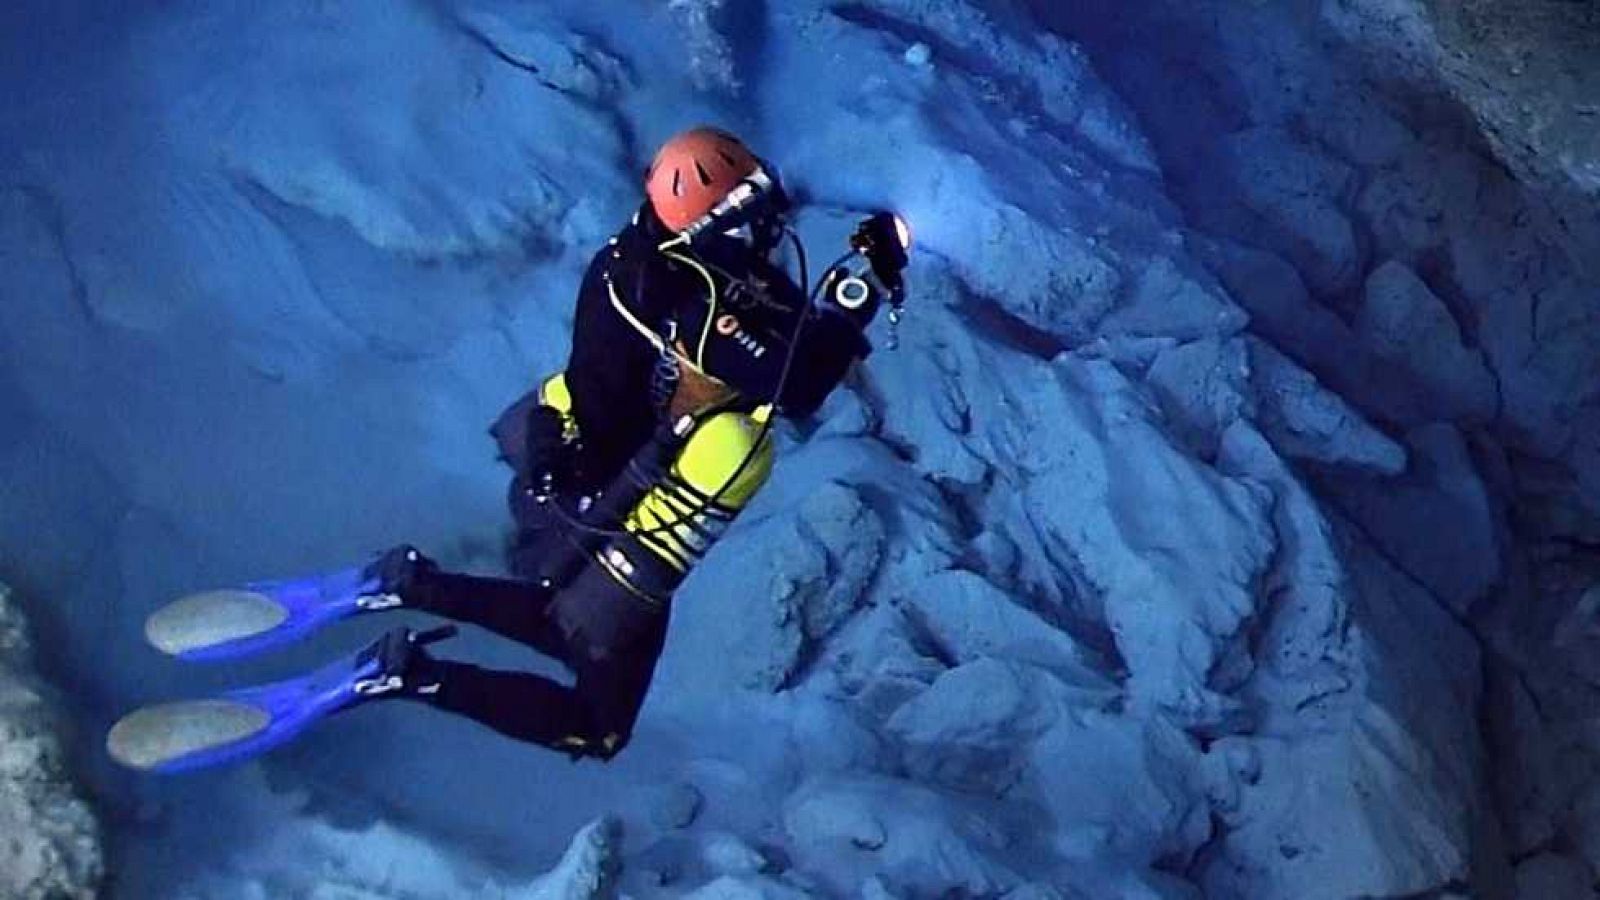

645,127,761,233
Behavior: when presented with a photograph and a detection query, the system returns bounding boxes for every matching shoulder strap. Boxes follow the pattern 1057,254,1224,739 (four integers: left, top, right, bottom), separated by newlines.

602,240,722,381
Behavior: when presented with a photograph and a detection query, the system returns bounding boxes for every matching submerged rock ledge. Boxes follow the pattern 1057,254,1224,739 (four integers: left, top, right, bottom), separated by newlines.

0,581,103,899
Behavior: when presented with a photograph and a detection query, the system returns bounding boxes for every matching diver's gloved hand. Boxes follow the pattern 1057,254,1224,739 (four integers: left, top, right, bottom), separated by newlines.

524,405,573,499
851,211,910,287
813,212,909,331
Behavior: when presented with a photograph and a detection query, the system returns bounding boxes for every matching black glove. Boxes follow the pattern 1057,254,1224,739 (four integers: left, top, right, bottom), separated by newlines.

851,212,909,289
525,405,572,498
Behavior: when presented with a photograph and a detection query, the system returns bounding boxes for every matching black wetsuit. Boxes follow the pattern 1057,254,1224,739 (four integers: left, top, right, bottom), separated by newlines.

395,206,871,759
539,204,868,494
402,565,665,759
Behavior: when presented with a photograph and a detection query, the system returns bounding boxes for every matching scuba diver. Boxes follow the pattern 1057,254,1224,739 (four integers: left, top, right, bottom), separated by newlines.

107,127,911,772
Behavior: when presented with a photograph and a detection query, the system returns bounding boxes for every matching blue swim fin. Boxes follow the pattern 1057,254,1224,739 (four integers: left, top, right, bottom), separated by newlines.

107,626,453,775
143,548,425,661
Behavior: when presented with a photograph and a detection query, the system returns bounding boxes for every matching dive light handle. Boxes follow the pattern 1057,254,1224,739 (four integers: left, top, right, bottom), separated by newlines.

818,259,886,329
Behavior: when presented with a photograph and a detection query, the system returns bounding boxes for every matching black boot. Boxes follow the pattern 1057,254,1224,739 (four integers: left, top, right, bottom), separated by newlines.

352,625,455,699
359,544,440,610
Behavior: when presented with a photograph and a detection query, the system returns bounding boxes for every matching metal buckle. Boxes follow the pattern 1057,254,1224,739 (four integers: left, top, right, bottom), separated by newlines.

353,674,403,697
356,593,403,611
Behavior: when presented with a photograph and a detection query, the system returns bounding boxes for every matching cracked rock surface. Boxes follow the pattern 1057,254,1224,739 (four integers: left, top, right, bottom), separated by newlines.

2,1,1598,897
0,582,103,900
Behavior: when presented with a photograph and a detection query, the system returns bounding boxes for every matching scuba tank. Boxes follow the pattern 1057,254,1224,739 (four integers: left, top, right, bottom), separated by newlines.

591,405,773,603
525,373,774,602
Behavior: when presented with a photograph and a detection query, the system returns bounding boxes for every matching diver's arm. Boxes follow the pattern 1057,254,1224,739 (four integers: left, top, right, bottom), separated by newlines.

775,312,872,418
778,213,909,418
562,240,672,493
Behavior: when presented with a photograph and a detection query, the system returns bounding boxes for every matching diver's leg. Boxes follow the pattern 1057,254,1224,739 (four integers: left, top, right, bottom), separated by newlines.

425,661,600,757
568,602,670,758
422,605,669,760
413,572,570,659
374,547,567,658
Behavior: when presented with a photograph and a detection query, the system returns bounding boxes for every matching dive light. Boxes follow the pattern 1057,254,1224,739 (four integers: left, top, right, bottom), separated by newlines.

850,211,912,290
821,211,912,343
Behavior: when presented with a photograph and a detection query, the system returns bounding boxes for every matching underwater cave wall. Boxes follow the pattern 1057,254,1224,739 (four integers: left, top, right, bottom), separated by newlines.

0,581,103,900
